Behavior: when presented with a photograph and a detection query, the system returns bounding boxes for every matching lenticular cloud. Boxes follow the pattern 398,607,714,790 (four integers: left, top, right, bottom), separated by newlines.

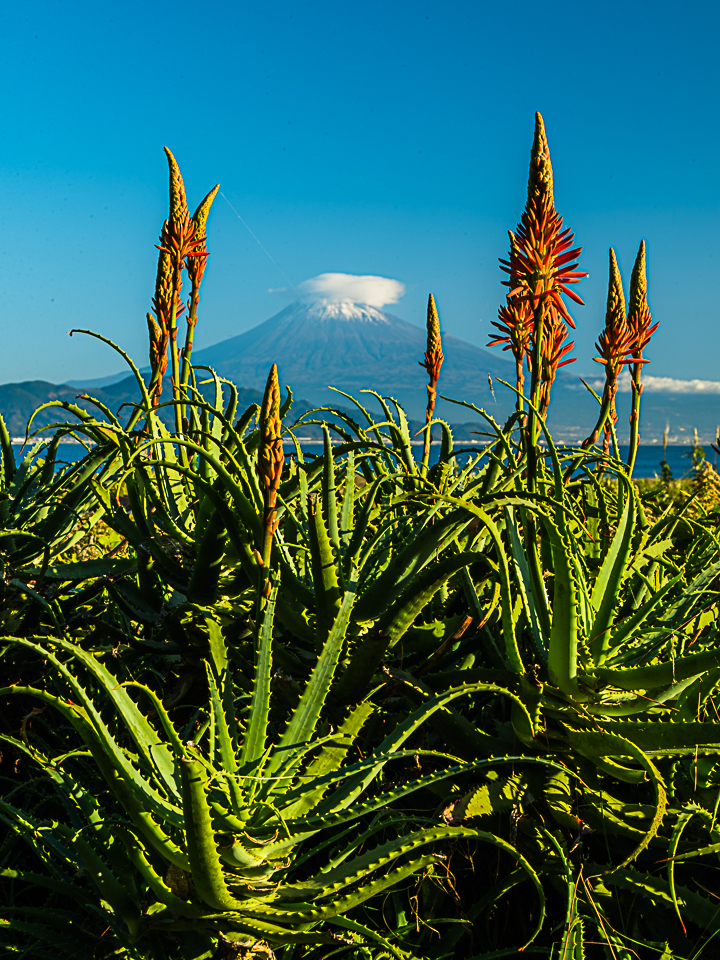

296,273,405,307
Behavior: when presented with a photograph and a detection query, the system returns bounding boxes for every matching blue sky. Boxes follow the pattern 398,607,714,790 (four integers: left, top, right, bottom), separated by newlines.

0,0,717,384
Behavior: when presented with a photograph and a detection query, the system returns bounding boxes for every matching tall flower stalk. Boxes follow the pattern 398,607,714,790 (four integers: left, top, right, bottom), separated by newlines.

584,249,636,452
146,148,210,434
626,240,658,474
419,293,444,472
492,113,586,446
258,364,284,584
179,183,220,421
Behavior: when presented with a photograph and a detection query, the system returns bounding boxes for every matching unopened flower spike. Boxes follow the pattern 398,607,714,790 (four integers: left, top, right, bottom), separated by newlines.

419,293,444,471
192,184,220,238
259,364,284,572
628,239,647,317
164,146,189,224
626,239,658,474
422,293,444,379
607,248,626,328
584,247,635,450
527,111,554,208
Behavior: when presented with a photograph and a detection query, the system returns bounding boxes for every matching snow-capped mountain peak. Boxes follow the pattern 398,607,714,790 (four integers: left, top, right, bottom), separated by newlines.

290,299,391,323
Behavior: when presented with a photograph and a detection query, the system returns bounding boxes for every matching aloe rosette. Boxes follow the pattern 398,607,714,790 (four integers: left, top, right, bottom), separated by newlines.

0,574,554,957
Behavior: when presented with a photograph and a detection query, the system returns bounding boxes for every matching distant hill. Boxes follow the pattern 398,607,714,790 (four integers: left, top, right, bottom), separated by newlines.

0,377,265,439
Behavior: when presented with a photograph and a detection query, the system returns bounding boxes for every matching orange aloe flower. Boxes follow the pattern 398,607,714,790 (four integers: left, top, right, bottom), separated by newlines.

584,248,639,450
490,114,587,420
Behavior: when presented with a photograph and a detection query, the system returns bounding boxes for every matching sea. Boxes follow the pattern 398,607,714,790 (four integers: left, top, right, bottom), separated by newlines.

10,440,714,481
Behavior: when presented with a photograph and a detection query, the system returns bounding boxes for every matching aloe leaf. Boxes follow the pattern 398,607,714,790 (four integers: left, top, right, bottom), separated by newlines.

28,694,191,870
130,460,258,579
657,558,720,632
318,684,538,814
272,749,482,832
325,824,544,950
590,755,647,783
281,701,375,820
266,579,357,781
0,917,97,954
129,437,262,537
0,796,83,875
65,832,141,930
0,641,183,824
42,635,181,801
10,580,62,629
410,493,524,674
589,488,636,665
565,730,666,869
4,783,140,930
325,915,408,958
1,736,132,881
188,507,228,604
382,550,489,648
354,508,472,622
0,411,16,484
667,807,694,934
605,868,720,934
121,830,207,918
277,824,465,901
0,868,91,907
240,579,277,767
505,505,546,660
27,557,136,580
204,662,237,780
589,673,703,717
307,488,343,637
179,753,242,911
385,395,417,476
594,647,720,692
539,511,581,696
321,426,340,551
603,573,683,655
339,448,355,557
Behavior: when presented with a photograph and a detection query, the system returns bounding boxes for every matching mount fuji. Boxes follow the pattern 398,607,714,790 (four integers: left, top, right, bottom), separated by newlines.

191,299,514,421
43,268,720,446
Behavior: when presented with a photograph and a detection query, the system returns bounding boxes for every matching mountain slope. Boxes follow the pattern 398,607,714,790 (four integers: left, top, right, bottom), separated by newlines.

192,300,515,419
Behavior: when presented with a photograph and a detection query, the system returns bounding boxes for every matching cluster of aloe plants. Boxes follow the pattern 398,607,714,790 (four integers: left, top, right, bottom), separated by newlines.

1,119,720,960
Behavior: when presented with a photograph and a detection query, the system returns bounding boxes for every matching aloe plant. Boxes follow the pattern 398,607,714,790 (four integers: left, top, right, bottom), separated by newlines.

0,588,554,957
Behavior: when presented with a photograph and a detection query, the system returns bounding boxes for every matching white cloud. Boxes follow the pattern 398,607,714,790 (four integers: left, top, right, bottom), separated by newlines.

295,273,405,307
580,369,720,394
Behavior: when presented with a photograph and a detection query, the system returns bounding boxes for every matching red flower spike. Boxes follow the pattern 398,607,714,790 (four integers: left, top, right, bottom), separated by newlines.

489,114,586,420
